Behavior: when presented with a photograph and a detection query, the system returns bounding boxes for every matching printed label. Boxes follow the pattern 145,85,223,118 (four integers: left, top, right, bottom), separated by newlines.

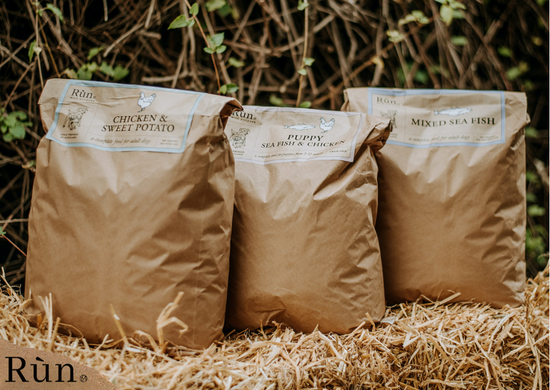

46,80,203,152
369,89,505,147
226,107,364,164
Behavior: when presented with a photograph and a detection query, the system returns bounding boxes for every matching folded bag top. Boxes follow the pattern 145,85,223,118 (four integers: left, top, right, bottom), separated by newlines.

343,87,529,308
225,105,392,333
27,79,241,349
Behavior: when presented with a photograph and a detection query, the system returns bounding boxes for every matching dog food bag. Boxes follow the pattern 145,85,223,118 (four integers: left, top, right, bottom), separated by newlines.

343,88,529,307
224,106,392,333
26,79,241,349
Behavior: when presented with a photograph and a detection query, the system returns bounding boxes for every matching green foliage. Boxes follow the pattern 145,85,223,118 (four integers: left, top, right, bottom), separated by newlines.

269,94,288,107
297,57,315,77
299,101,311,108
497,46,512,57
525,127,538,138
386,30,404,43
45,3,63,22
398,10,430,26
450,36,467,46
528,205,546,217
206,0,226,12
397,62,429,86
0,108,31,142
28,40,41,62
87,46,104,60
436,0,466,26
297,0,309,11
526,226,549,267
190,3,199,16
65,61,128,81
0,227,5,237
204,33,226,54
219,83,239,94
506,62,529,80
168,15,195,29
228,57,245,68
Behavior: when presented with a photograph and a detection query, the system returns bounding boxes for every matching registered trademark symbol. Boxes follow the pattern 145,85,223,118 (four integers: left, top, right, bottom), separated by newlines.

80,374,88,383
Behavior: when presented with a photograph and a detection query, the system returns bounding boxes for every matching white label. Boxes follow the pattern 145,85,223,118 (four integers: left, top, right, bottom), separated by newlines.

226,107,364,164
46,81,203,153
369,90,504,147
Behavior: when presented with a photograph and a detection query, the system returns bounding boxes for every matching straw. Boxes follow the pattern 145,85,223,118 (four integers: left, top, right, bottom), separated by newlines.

0,267,547,390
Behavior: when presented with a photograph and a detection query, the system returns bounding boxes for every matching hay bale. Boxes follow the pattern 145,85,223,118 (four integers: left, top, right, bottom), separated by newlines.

1,268,548,389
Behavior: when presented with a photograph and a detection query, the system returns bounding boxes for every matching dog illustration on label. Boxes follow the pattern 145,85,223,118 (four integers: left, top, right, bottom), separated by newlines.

230,128,250,148
434,107,472,116
138,92,157,112
63,107,88,130
320,117,335,133
284,123,316,130
380,110,397,128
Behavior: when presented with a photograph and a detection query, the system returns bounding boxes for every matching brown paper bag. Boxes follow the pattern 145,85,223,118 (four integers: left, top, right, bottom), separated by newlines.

26,79,241,349
343,88,529,307
224,106,392,333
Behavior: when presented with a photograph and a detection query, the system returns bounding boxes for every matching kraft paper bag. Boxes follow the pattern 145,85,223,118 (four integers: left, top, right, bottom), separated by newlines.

26,79,241,349
343,88,529,307
224,106,392,333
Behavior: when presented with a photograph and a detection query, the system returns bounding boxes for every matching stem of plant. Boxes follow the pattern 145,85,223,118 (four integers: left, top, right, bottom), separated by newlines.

1,235,27,258
184,0,221,92
295,5,309,108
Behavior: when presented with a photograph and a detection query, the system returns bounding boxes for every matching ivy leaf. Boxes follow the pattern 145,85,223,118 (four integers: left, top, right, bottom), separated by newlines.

87,46,104,60
440,5,454,26
46,3,64,22
497,46,512,57
269,94,286,107
216,44,227,54
528,205,546,217
3,132,14,142
218,4,234,18
411,10,430,24
204,47,215,54
398,14,417,26
113,65,129,81
9,123,26,139
526,193,538,203
299,101,311,108
10,111,27,121
28,40,37,62
219,84,227,94
297,0,309,10
452,10,465,19
64,68,78,79
303,57,315,66
228,57,245,68
210,32,225,47
506,62,529,80
297,68,307,76
77,67,93,80
525,127,538,138
87,61,98,73
225,83,239,93
450,36,467,46
206,0,226,12
449,0,466,10
371,56,384,69
414,70,429,84
189,3,199,16
100,61,115,77
168,15,191,29
386,30,404,43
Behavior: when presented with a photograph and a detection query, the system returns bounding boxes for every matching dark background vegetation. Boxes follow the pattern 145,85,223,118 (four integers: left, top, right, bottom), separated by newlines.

0,0,548,288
